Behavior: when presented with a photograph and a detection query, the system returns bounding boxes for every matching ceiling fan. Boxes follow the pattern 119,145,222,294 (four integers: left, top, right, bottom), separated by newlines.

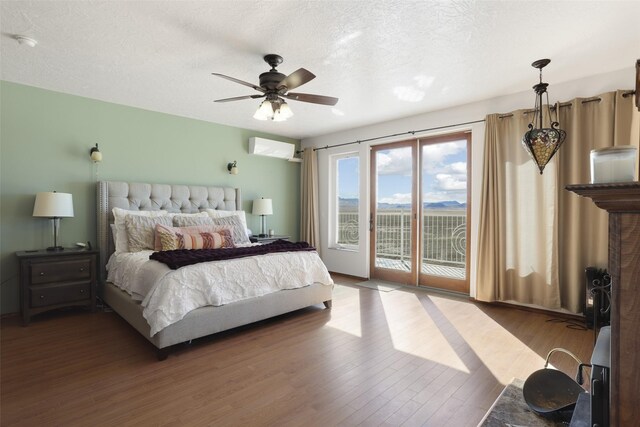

212,54,338,121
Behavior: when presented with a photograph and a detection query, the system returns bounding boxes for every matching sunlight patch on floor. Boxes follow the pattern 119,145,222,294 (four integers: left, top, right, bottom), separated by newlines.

325,285,362,337
379,292,470,373
426,295,547,384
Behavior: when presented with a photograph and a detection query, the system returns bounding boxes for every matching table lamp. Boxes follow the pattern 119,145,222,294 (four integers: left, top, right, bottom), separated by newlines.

33,191,74,251
252,198,273,238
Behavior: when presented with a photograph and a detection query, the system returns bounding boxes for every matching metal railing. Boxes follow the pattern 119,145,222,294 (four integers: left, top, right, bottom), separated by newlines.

337,209,466,269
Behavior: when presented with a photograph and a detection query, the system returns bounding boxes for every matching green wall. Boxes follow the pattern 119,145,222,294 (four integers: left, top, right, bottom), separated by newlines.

0,81,301,314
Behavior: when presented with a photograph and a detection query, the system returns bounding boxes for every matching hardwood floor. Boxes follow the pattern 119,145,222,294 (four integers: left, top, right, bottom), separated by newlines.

1,274,594,426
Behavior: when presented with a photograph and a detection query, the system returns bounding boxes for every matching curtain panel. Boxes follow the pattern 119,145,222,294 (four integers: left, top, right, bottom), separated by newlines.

477,91,639,312
300,147,320,248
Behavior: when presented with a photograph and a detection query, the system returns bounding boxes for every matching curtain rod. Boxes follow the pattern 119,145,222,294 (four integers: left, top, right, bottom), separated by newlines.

300,90,635,153
499,90,635,119
304,119,485,153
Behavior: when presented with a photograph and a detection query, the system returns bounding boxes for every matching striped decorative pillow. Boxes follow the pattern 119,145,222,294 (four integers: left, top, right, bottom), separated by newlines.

155,224,235,251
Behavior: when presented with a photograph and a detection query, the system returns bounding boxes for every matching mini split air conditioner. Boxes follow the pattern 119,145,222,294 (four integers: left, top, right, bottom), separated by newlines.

249,137,298,161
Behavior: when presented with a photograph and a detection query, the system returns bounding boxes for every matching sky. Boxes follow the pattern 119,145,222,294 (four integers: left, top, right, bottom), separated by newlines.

337,139,467,204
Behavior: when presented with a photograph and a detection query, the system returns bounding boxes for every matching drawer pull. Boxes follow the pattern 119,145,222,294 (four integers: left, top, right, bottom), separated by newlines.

79,268,84,272
80,289,84,293
40,295,44,299
39,272,45,276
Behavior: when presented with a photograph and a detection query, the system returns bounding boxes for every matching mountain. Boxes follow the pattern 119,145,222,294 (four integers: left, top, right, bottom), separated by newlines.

338,198,466,210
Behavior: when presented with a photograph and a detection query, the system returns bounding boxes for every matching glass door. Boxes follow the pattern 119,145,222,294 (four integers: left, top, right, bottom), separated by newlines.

419,134,470,293
369,141,417,285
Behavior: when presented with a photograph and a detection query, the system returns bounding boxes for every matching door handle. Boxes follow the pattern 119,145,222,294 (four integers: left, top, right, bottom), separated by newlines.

369,213,374,232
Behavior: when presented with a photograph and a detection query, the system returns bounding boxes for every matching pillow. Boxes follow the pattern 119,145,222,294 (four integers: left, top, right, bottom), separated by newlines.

206,209,249,239
210,215,251,245
172,213,214,227
155,224,235,251
112,208,168,253
125,214,173,252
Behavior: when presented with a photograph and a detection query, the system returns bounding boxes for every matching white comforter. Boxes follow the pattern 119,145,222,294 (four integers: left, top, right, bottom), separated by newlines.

107,249,333,336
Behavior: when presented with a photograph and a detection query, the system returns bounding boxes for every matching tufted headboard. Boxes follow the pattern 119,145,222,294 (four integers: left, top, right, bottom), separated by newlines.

96,181,241,287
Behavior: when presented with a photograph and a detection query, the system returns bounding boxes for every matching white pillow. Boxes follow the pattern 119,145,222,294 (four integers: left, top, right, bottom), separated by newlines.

112,208,167,253
205,209,249,238
170,211,212,227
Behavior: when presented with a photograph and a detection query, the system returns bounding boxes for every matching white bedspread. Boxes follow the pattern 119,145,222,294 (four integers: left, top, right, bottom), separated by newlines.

107,249,333,336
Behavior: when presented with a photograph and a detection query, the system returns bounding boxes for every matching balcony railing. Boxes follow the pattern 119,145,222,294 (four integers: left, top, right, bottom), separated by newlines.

338,209,466,277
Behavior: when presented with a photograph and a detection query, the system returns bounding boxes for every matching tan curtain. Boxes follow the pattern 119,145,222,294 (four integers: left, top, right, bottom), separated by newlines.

557,91,640,312
476,111,561,308
477,90,639,312
300,147,320,247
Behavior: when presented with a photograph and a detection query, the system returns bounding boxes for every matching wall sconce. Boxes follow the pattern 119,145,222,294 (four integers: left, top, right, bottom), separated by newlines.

227,161,238,175
90,144,102,163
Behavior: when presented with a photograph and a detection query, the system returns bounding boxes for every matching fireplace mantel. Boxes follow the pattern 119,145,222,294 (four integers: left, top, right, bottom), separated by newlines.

567,181,640,426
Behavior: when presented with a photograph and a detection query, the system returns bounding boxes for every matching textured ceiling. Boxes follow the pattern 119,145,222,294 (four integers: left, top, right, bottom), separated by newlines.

2,1,639,140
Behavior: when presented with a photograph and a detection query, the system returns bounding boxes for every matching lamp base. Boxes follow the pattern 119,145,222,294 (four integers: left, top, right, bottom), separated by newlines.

46,246,65,251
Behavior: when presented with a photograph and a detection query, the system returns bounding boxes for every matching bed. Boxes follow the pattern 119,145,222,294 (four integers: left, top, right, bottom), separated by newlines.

97,181,333,360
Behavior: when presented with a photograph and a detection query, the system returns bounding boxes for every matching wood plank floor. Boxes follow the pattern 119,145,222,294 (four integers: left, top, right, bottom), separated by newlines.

1,274,594,426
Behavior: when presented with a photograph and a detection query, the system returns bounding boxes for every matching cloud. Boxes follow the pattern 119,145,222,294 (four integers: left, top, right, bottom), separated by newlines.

422,142,465,164
376,148,412,176
435,173,467,190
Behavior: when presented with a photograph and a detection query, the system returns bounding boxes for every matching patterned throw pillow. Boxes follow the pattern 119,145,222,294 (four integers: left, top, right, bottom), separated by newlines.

155,224,235,251
125,214,173,252
210,215,250,245
112,208,168,253
172,213,214,227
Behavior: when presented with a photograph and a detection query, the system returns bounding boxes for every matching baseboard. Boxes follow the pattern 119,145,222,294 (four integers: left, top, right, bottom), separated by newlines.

328,271,368,282
473,298,585,322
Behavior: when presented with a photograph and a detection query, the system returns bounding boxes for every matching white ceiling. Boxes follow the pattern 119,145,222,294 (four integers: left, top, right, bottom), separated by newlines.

2,1,639,140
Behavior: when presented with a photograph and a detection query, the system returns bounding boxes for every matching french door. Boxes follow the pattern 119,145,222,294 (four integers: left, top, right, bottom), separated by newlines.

370,133,470,293
370,141,418,284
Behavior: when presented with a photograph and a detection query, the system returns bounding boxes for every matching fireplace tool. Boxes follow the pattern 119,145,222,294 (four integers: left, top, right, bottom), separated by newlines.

522,348,590,419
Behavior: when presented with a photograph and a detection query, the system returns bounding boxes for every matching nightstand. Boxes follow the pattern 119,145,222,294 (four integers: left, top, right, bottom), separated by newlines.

16,249,98,325
250,235,291,244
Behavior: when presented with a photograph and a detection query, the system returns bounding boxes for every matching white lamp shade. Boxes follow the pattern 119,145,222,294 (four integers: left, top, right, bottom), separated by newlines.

279,102,293,119
253,100,273,121
33,192,74,218
90,150,103,162
252,198,273,216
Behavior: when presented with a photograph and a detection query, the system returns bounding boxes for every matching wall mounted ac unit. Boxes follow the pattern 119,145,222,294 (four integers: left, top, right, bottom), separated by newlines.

249,137,295,160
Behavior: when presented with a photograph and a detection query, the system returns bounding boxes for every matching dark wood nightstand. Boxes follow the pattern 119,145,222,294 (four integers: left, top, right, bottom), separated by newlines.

16,249,98,325
249,235,291,244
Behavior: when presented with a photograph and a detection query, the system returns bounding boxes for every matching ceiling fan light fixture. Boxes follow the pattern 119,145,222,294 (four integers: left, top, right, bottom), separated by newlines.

213,54,338,122
278,101,293,120
253,100,273,121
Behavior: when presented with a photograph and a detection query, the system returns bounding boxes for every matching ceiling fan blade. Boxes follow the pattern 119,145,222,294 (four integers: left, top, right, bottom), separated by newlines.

283,92,339,106
278,68,315,91
211,73,265,92
214,94,265,103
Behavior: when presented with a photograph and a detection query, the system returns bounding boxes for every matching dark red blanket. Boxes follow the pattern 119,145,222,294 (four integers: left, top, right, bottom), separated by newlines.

149,239,317,269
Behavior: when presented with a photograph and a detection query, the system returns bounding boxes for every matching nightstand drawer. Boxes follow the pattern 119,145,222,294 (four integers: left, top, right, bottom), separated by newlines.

30,258,91,284
30,282,91,308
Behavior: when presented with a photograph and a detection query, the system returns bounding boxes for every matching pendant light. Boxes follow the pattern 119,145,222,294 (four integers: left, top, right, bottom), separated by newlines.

521,59,566,174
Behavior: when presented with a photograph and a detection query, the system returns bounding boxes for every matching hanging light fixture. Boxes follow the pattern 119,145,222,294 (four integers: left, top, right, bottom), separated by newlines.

522,59,566,174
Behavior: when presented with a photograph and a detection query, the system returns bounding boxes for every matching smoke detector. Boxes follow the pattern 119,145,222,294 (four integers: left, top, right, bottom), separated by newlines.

14,35,38,47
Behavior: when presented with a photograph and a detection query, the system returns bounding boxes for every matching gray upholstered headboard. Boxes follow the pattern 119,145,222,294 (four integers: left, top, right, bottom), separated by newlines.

96,181,241,286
